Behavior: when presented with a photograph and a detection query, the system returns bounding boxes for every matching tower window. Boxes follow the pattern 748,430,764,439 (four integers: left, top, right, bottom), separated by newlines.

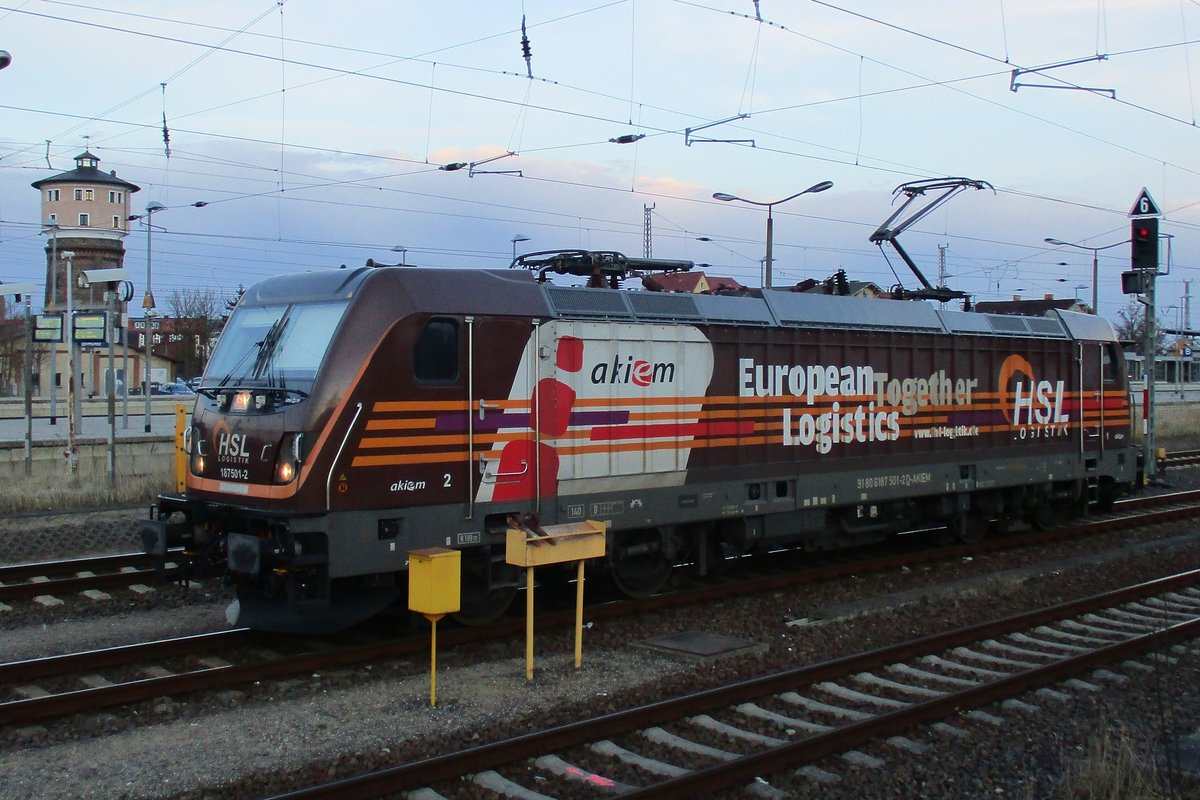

47,213,57,223
112,215,121,229
108,190,123,203
74,189,83,201
78,213,90,227
46,189,60,202
84,189,94,201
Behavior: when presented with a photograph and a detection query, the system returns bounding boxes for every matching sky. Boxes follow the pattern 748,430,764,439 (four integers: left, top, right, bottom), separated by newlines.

1,0,1199,328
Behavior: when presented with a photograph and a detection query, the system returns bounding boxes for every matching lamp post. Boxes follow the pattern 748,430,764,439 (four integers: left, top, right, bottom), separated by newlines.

391,245,407,265
1043,237,1127,315
130,201,165,433
41,220,59,424
511,234,530,262
713,181,833,289
126,200,205,432
62,250,78,473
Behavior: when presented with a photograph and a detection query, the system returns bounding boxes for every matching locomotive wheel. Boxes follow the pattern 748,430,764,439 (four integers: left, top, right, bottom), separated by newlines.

451,553,518,626
953,510,988,544
1093,478,1119,512
608,527,672,597
1030,503,1060,531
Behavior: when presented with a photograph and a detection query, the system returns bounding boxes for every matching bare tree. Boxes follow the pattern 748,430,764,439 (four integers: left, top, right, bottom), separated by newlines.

168,287,225,378
1114,299,1168,354
0,297,20,396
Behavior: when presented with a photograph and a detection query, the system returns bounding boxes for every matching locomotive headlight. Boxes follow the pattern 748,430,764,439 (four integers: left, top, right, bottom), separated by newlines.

190,434,208,476
273,432,304,484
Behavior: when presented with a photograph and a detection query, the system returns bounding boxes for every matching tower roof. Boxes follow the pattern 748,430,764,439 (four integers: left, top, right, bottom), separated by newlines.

31,151,141,191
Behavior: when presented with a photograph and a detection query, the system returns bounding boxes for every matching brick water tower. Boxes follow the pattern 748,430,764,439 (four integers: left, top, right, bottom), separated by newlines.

32,150,140,311
31,151,140,399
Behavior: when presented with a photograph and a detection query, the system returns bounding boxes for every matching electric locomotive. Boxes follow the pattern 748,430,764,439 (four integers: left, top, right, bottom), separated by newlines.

142,250,1136,633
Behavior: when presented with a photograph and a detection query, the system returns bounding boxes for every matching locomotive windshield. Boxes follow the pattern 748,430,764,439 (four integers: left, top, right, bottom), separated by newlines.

205,301,346,391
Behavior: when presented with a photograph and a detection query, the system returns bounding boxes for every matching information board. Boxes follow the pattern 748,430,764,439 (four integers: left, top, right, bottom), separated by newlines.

74,312,107,346
33,313,63,343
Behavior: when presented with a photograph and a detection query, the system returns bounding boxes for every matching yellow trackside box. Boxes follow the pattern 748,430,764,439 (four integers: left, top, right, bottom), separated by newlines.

407,547,461,616
505,520,607,567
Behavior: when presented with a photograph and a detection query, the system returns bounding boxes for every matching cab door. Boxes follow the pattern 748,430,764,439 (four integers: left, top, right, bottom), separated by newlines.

1078,340,1128,454
471,317,554,513
1079,341,1104,452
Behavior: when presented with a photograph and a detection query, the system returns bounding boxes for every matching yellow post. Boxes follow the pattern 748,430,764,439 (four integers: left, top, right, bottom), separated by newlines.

574,560,585,668
525,565,535,682
426,613,444,706
174,403,188,492
407,547,461,707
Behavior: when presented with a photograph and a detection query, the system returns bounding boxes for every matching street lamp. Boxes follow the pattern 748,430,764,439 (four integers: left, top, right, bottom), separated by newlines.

1043,237,1127,315
713,181,833,288
62,250,79,472
130,201,165,433
126,200,205,432
511,234,530,261
391,245,407,265
41,220,60,425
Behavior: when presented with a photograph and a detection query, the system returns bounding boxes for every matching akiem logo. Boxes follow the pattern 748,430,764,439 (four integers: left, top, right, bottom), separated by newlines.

589,354,676,387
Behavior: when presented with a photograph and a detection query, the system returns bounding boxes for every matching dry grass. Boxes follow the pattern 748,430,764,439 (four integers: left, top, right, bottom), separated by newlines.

1144,403,1200,448
0,474,170,514
1054,725,1169,800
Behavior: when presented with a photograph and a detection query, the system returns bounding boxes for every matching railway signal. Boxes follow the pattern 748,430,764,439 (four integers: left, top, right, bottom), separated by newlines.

1128,188,1164,482
1131,217,1159,272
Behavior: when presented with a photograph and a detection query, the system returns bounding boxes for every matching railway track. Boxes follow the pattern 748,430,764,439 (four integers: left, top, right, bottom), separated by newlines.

0,484,1194,613
0,550,184,605
1162,448,1200,469
3,488,1200,732
0,479,1194,612
266,569,1200,800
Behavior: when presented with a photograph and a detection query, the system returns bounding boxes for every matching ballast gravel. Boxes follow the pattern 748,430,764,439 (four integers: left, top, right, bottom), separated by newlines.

2,479,1200,799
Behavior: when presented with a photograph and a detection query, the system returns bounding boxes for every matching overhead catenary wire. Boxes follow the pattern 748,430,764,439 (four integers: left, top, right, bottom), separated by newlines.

2,1,1198,310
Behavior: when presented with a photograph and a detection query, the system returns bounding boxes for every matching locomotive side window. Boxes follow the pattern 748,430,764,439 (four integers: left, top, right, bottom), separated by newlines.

414,318,459,383
1101,343,1117,383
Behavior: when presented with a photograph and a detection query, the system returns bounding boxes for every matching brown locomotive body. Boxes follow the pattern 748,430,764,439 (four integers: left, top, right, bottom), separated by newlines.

142,255,1136,632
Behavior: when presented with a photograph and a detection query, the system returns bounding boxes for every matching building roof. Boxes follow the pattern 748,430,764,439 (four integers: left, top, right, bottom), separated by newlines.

31,151,141,191
641,271,747,294
794,276,885,297
973,296,1086,316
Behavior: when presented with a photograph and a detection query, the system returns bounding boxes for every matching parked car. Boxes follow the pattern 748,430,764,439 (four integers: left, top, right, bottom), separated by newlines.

155,381,196,396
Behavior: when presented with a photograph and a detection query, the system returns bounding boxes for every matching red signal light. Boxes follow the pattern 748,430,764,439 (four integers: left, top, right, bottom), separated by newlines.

1130,217,1159,271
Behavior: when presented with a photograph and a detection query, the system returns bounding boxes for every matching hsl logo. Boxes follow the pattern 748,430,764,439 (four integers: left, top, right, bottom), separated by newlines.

999,354,1069,426
217,432,251,458
589,354,676,387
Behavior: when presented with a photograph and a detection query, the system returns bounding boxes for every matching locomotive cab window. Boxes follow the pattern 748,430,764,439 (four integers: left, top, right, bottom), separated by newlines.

206,300,346,393
414,318,459,383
